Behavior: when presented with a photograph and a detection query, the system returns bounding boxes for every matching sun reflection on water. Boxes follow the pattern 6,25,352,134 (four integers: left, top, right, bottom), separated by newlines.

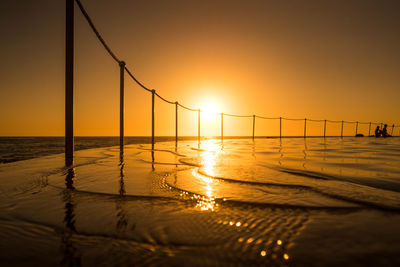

199,141,223,177
191,140,224,211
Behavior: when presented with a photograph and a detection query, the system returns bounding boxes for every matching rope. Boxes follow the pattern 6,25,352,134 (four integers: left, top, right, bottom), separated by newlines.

155,92,175,105
74,0,399,129
124,67,152,92
177,103,198,112
282,117,304,121
224,113,252,118
75,0,120,63
255,116,280,120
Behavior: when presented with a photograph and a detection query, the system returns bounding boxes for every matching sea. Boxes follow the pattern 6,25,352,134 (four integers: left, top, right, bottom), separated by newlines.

1,136,400,266
0,136,198,164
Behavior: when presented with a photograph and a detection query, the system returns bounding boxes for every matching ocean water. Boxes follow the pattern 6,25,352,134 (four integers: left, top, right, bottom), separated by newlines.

0,136,197,163
1,137,400,265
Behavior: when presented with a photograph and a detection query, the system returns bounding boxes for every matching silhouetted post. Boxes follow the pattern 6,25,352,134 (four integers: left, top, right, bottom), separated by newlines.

391,124,394,136
324,120,326,138
304,118,307,138
119,61,125,151
151,90,155,149
175,102,178,143
252,115,255,139
65,0,74,166
198,109,201,142
279,117,282,139
368,122,371,137
355,121,358,136
221,113,224,141
341,120,344,138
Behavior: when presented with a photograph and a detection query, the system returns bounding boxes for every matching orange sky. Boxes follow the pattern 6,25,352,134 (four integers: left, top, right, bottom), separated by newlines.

1,0,399,136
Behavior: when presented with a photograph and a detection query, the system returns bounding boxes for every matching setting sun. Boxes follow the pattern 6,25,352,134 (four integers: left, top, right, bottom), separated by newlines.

201,102,220,121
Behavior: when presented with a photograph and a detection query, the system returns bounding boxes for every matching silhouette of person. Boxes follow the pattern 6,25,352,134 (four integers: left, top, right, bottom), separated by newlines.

382,124,388,137
375,126,381,137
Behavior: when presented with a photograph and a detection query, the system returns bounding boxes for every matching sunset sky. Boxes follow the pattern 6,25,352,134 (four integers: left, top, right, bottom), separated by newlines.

1,0,399,137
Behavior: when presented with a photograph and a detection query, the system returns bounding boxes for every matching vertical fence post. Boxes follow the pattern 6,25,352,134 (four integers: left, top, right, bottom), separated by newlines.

341,120,344,138
304,118,307,138
175,102,178,144
368,122,371,137
221,113,224,141
391,124,394,136
65,0,74,166
324,120,326,138
198,109,201,142
252,115,255,139
119,61,125,151
151,90,155,149
355,121,358,136
279,117,282,139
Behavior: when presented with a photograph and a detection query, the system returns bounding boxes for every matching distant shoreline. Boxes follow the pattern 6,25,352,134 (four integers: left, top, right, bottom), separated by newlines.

0,136,396,164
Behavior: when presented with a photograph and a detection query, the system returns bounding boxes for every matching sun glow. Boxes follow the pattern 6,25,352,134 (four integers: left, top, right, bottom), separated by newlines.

200,102,220,121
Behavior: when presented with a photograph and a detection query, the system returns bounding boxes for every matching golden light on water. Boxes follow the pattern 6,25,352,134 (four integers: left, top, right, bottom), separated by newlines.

260,250,267,257
191,140,225,211
199,141,223,177
247,237,254,244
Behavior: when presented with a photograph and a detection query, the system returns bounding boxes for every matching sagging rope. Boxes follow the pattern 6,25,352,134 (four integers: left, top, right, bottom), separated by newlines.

224,113,252,118
74,0,398,128
75,0,120,63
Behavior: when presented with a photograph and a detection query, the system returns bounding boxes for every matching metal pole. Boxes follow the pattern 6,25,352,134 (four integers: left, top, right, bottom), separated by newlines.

198,109,200,142
175,102,178,143
252,115,255,139
341,120,344,138
368,122,371,137
324,120,326,138
279,117,282,139
151,90,155,149
65,0,74,166
304,118,307,138
355,121,358,136
221,113,224,141
119,61,125,151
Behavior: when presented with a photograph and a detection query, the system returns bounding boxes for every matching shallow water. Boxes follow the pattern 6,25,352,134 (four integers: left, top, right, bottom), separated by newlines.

1,137,400,266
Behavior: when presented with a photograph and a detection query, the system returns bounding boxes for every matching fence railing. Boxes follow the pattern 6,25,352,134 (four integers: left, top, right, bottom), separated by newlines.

64,0,399,165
